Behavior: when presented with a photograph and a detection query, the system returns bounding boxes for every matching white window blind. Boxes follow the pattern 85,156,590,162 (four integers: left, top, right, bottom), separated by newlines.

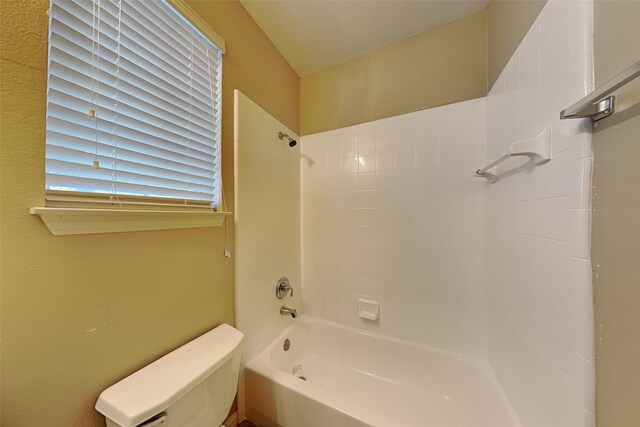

46,0,223,209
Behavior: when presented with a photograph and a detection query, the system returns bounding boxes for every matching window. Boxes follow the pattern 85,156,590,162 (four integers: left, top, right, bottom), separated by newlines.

46,0,223,210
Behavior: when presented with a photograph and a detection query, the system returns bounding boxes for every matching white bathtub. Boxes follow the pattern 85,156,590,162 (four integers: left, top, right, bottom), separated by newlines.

245,317,520,427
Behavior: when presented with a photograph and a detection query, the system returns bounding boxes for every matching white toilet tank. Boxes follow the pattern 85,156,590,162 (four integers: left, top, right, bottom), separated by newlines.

96,324,243,427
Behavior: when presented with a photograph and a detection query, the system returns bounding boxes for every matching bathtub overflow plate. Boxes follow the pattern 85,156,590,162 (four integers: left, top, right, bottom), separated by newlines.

283,339,290,351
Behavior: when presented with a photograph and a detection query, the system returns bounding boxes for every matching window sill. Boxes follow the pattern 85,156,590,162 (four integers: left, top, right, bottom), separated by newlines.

30,207,231,236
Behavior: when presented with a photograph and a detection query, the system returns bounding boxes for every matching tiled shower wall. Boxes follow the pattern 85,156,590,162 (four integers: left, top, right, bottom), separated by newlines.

301,1,595,425
484,0,595,425
301,98,488,358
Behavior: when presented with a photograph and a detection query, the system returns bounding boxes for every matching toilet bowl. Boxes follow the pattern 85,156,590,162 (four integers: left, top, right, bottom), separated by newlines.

96,324,243,427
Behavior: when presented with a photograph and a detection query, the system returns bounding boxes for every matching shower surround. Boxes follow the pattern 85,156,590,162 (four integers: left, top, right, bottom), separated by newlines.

299,0,594,425
301,98,488,358
484,0,595,425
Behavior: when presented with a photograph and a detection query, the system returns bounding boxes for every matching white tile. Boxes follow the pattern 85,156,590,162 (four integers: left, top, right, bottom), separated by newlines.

342,156,358,174
568,157,593,209
373,170,397,189
567,257,593,310
341,138,358,158
395,166,419,188
304,98,490,357
520,302,574,378
539,0,575,81
437,186,485,208
571,304,595,361
339,173,358,192
358,154,376,173
516,197,569,241
572,405,596,427
568,209,591,259
357,125,376,140
358,137,376,156
416,163,439,185
573,352,595,411
395,144,416,171
438,162,485,187
375,152,396,171
375,133,396,154
519,22,540,90
438,206,484,229
482,2,594,426
521,271,571,331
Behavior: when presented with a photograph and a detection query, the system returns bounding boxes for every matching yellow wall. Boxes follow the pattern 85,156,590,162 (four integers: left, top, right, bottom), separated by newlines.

0,0,299,425
300,0,550,135
592,1,640,426
300,10,488,135
487,0,547,88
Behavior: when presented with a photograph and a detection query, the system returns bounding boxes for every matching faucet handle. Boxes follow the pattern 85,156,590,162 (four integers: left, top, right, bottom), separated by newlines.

276,277,293,299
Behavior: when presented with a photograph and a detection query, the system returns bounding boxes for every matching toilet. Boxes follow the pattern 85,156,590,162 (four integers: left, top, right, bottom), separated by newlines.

95,324,243,427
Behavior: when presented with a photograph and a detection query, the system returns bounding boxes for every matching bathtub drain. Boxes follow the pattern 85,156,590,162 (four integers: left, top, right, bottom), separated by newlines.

298,376,307,381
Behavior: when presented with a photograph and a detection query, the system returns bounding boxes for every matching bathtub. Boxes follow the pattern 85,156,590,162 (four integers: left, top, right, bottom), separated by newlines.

245,317,520,427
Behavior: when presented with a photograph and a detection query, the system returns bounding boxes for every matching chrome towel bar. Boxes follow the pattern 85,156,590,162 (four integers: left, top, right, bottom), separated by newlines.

475,127,551,183
560,59,640,123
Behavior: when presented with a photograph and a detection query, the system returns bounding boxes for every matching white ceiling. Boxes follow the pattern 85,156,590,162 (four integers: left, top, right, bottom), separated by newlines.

239,0,489,76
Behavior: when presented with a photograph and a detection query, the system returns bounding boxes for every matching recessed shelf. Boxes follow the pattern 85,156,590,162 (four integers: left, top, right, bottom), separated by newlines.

30,207,231,236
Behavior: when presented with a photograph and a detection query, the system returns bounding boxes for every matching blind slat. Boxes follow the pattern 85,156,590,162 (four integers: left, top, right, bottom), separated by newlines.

49,68,218,136
49,11,218,104
46,119,218,172
47,0,223,208
48,49,220,128
47,130,216,179
47,145,216,186
54,0,219,82
49,30,218,115
47,104,215,162
46,159,215,195
47,174,214,202
48,85,218,149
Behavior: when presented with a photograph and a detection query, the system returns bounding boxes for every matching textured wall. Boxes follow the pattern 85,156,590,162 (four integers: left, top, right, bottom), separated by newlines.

0,0,299,425
483,0,595,425
487,0,547,88
300,11,487,136
592,1,640,426
300,99,488,359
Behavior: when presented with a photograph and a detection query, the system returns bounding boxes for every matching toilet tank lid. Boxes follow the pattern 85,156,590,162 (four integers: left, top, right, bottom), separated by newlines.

95,324,243,427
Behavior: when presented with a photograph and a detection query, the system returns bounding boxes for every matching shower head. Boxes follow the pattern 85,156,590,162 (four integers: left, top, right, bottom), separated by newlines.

278,131,297,147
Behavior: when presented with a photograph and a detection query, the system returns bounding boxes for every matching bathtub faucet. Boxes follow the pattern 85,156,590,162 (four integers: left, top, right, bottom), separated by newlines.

280,306,297,319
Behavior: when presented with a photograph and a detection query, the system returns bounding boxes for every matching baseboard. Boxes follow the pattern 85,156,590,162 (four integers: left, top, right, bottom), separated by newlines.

223,411,239,427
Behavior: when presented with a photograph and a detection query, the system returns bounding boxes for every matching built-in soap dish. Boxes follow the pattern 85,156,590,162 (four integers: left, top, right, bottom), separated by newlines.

358,298,379,321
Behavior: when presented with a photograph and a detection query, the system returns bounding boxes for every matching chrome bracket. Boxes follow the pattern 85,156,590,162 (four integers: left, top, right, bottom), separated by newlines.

560,96,615,123
560,59,640,124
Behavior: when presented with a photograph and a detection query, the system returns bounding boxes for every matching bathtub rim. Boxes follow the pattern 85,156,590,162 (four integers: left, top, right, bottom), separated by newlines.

245,315,522,427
